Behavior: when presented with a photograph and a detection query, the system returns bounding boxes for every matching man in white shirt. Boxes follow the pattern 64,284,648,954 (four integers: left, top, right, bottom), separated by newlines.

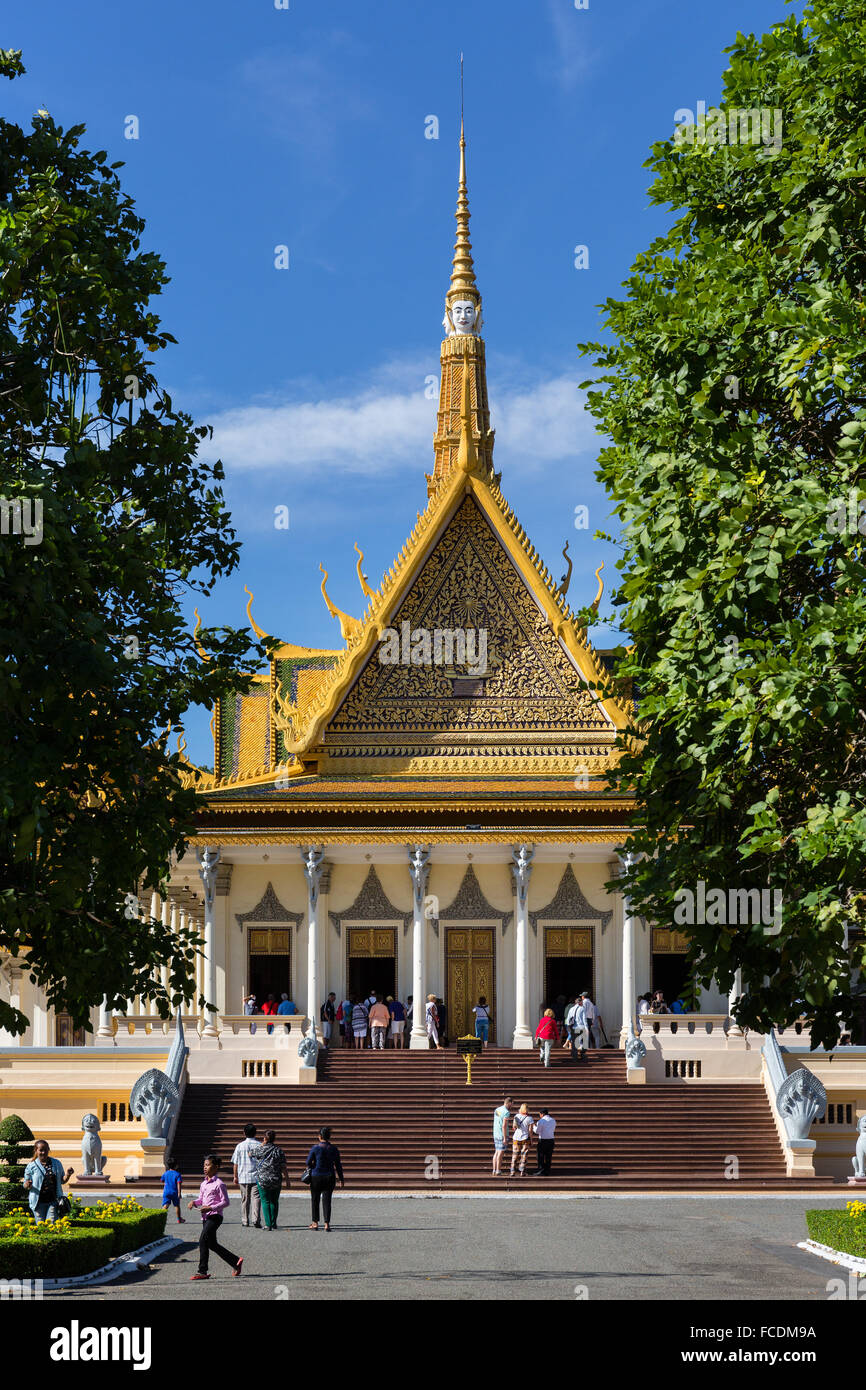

582,992,601,1048
231,1124,262,1228
532,1109,556,1176
566,998,588,1061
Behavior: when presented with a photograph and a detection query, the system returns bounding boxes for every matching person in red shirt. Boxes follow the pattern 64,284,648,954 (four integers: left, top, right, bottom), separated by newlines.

261,993,278,1035
534,1008,560,1068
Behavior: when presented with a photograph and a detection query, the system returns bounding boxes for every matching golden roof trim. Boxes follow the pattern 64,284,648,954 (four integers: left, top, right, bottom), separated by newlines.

265,466,634,757
188,829,632,846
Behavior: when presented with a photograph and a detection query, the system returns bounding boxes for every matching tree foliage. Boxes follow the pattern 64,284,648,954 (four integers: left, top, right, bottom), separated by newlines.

581,0,866,1046
0,52,264,1033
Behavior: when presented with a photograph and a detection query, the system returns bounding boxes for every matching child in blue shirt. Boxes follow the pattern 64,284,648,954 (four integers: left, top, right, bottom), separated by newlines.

161,1158,185,1223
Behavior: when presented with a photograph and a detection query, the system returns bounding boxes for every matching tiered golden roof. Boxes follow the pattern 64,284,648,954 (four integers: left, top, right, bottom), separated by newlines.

198,124,634,809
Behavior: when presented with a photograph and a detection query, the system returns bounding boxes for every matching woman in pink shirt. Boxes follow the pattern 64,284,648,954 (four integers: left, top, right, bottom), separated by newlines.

188,1154,244,1281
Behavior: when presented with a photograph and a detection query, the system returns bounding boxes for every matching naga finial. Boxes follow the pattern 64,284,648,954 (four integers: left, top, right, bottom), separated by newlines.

272,682,298,741
243,584,280,646
319,564,362,643
354,544,375,600
192,609,208,661
590,561,605,615
557,541,573,598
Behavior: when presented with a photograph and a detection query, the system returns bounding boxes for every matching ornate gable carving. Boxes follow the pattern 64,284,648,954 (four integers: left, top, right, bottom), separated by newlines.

327,496,609,749
328,866,413,938
529,864,613,937
439,864,513,937
235,881,303,932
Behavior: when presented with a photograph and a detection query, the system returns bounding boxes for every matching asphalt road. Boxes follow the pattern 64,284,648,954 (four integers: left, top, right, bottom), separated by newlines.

40,1193,853,1302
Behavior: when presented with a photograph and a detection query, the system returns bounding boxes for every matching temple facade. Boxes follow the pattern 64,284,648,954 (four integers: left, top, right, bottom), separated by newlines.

0,124,731,1057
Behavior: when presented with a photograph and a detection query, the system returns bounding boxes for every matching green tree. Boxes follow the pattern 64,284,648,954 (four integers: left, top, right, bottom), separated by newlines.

0,1113,33,1214
0,51,264,1034
580,0,866,1047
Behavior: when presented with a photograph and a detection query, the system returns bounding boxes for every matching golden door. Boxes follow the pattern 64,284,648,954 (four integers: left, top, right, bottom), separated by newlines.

446,927,495,1043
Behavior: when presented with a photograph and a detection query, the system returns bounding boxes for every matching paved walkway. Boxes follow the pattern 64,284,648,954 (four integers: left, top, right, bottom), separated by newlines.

45,1194,848,1301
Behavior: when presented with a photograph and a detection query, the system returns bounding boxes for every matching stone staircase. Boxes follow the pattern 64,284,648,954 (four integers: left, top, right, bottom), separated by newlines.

168,1047,839,1191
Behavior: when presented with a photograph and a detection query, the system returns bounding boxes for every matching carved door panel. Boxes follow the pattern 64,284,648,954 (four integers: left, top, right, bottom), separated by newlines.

446,927,495,1042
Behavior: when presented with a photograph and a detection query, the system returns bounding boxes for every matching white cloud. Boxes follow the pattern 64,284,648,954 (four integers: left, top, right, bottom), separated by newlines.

543,0,596,91
492,375,599,463
198,365,599,478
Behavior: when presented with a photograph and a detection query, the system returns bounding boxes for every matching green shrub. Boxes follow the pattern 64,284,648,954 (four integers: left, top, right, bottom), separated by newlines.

72,1207,167,1256
806,1202,866,1259
0,1115,34,1215
0,1224,113,1280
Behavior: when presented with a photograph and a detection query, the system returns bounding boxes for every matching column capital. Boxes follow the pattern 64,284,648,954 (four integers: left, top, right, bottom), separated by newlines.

196,846,221,911
301,846,325,911
510,844,534,911
407,845,431,909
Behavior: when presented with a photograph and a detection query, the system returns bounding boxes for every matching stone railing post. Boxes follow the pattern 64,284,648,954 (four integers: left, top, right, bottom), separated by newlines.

96,996,115,1042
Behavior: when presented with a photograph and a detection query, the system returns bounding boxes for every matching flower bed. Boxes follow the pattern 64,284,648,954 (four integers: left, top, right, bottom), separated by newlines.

0,1214,114,1280
805,1201,866,1259
71,1198,167,1256
0,1198,168,1278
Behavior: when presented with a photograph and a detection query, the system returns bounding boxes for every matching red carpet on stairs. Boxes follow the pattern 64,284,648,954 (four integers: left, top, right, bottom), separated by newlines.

168,1048,838,1191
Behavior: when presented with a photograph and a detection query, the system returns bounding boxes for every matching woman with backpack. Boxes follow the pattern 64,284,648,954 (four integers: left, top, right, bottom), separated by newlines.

534,1008,560,1067
351,997,369,1049
473,996,492,1048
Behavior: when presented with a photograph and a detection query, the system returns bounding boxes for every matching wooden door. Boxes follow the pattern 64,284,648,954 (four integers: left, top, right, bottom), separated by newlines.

446,927,495,1042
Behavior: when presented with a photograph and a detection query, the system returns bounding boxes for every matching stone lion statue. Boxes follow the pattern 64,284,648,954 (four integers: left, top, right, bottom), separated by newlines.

80,1112,107,1175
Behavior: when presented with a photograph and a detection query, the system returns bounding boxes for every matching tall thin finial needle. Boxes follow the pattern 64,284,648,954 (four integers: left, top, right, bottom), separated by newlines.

460,52,464,133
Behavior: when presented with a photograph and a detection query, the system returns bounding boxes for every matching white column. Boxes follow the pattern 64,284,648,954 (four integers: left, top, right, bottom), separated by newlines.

32,989,49,1046
511,845,534,1049
197,846,221,1038
148,893,161,1021
728,969,743,1036
159,900,173,1033
302,846,325,1038
408,846,431,1049
618,852,637,1046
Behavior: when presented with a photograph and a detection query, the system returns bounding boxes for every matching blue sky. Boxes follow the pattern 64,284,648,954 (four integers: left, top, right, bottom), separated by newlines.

6,0,795,764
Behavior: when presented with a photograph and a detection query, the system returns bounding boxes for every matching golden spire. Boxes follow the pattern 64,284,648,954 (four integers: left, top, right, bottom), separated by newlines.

445,113,481,319
428,91,494,497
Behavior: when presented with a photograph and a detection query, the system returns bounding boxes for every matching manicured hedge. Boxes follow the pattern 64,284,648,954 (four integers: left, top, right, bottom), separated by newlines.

806,1204,866,1259
0,1225,114,1280
0,1115,34,1215
72,1207,167,1256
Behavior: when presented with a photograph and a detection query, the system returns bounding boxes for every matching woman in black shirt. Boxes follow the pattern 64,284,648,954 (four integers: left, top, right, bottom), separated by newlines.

306,1126,344,1232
